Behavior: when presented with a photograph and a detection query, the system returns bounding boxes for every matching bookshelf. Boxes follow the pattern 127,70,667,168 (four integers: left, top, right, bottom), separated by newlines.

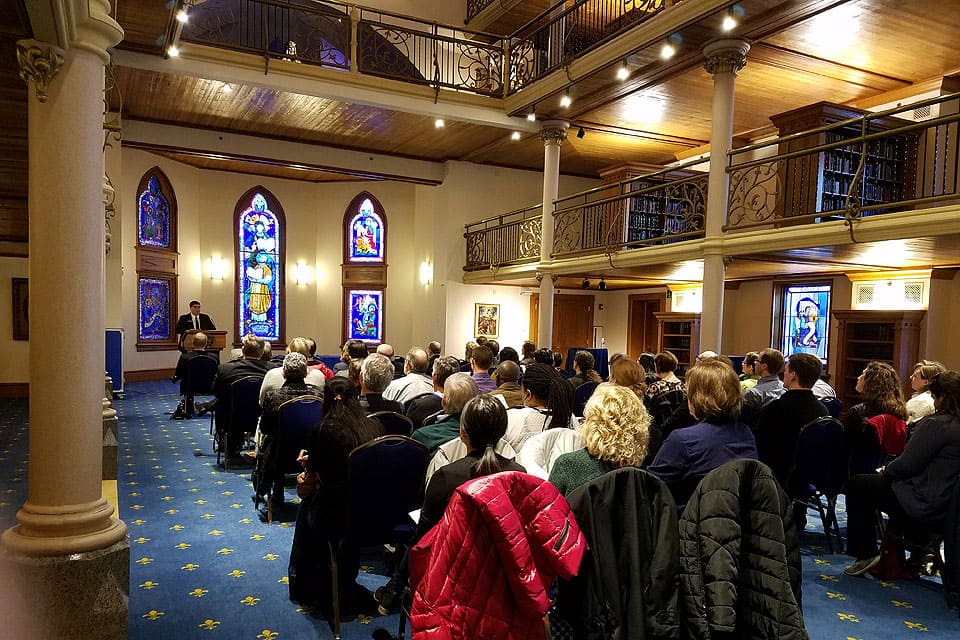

770,102,917,221
654,312,700,377
832,310,924,409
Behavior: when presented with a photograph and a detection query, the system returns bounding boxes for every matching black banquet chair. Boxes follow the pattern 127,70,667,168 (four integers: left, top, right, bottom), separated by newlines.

213,375,264,469
573,381,599,418
791,415,847,552
182,354,218,415
368,410,414,437
255,394,323,523
329,435,428,639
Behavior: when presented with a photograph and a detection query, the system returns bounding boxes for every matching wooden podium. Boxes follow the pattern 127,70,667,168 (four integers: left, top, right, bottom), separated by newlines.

184,329,227,358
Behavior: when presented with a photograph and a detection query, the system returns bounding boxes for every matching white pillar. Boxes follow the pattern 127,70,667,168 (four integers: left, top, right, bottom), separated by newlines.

537,120,568,350
700,39,749,353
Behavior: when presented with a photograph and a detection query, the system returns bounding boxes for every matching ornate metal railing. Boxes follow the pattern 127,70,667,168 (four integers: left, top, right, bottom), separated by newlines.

179,0,505,96
508,0,671,93
464,205,543,271
726,92,960,231
552,162,707,258
467,0,497,23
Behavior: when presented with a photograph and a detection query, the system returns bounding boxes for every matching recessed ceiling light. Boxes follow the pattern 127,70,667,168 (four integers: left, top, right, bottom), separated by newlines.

722,15,737,31
660,43,675,60
176,9,189,24
616,65,629,81
167,45,180,58
434,118,445,128
511,131,521,141
559,94,572,108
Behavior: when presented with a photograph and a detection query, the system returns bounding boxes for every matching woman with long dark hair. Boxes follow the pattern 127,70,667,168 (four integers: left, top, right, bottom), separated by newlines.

845,361,909,474
504,363,577,449
288,377,383,611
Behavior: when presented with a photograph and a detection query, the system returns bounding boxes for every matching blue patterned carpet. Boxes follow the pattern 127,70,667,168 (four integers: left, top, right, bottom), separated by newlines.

1,381,958,638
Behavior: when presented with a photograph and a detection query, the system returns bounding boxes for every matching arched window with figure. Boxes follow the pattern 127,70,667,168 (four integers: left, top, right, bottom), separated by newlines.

342,192,387,346
135,168,179,351
235,187,286,345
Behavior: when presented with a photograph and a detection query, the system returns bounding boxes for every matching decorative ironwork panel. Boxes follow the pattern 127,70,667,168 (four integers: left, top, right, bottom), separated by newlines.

347,289,383,344
238,193,282,341
465,231,487,267
553,209,584,254
466,0,496,22
728,160,783,227
138,175,171,248
518,219,542,259
138,277,172,342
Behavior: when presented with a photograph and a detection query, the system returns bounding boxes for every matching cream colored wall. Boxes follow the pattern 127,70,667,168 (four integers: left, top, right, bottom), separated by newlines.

0,257,29,382
924,271,960,369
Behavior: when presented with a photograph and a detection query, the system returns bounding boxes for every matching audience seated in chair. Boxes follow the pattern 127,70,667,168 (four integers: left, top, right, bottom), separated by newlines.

304,337,335,380
740,348,786,426
287,377,383,615
404,356,459,428
259,337,328,405
843,371,960,578
171,332,218,419
357,353,403,414
516,427,584,480
409,373,478,457
844,361,908,475
504,363,578,450
206,333,273,458
490,360,524,408
549,383,650,496
568,350,602,390
906,360,947,425
648,360,757,509
468,345,496,392
383,347,434,405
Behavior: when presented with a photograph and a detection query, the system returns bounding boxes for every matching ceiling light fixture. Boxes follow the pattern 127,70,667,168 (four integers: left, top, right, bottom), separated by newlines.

616,62,630,81
660,42,676,60
511,131,521,141
581,278,591,289
167,45,180,58
176,8,190,24
560,91,572,108
527,108,536,122
434,118,445,128
576,127,585,139
722,13,737,31
598,279,607,291
222,83,233,94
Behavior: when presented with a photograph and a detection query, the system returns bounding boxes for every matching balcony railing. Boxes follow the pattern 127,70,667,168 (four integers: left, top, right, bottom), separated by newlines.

726,93,960,231
552,162,708,258
464,205,543,271
180,0,505,97
508,0,671,93
467,0,497,23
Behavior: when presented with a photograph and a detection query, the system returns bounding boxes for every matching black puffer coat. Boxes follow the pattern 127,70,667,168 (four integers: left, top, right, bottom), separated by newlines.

679,459,807,640
558,467,679,639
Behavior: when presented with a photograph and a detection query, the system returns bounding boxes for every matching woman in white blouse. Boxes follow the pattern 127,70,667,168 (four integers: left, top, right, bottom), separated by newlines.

906,360,947,424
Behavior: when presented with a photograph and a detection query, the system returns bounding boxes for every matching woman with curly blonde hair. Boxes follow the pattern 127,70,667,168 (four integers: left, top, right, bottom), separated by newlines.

548,383,651,495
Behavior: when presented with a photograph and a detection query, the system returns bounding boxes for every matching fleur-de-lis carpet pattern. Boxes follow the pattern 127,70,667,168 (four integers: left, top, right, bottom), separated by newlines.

1,381,958,638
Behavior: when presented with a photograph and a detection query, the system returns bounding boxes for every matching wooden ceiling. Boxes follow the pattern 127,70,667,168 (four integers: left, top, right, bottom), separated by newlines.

0,4,30,244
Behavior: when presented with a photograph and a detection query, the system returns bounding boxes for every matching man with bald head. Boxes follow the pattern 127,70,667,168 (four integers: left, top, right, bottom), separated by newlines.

383,347,434,406
490,360,524,408
378,343,405,379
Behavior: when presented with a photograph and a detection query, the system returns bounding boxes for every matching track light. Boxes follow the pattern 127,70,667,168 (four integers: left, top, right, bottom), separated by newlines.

660,42,675,59
581,278,590,289
167,45,180,57
511,131,521,141
576,127,585,139
722,13,737,31
598,279,607,291
434,118,445,128
176,8,190,24
527,111,536,122
616,63,629,81
560,91,572,108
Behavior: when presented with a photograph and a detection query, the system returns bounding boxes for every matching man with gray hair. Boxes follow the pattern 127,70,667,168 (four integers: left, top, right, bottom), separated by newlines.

383,347,434,406
359,353,403,414
406,355,460,428
259,337,327,405
410,373,479,457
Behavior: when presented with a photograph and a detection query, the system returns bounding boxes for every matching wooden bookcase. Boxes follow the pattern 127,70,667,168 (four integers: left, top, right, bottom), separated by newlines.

770,102,917,221
832,310,925,409
654,312,700,377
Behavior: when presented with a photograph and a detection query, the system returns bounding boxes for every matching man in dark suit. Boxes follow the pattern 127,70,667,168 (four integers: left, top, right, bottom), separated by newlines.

175,300,216,349
359,354,403,414
199,334,274,453
171,332,219,418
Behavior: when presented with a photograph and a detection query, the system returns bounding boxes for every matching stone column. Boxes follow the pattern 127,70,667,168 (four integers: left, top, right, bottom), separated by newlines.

537,120,568,350
700,39,749,352
2,3,126,638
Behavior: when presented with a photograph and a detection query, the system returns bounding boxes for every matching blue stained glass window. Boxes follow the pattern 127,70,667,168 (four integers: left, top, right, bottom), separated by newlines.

347,289,383,344
138,278,171,341
347,199,384,262
779,284,831,364
138,176,171,248
238,193,282,341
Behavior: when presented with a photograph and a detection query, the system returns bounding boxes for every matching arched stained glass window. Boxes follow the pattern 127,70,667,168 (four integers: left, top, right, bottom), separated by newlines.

235,188,285,343
138,175,172,248
135,168,179,351
347,198,384,262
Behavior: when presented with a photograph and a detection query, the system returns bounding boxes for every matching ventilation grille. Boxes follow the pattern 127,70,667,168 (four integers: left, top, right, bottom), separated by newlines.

904,281,924,304
914,105,932,120
856,283,875,305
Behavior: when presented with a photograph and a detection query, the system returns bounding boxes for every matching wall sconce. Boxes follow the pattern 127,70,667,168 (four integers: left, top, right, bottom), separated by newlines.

208,256,226,281
419,260,433,286
292,261,312,286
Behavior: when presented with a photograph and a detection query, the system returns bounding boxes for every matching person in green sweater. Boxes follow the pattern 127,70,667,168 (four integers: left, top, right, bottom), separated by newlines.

410,373,479,457
549,383,651,496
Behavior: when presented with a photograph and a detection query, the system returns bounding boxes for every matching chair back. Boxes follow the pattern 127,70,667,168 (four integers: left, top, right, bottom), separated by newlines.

649,388,686,430
227,375,265,436
516,428,586,479
573,382,599,417
275,395,323,475
792,416,846,499
185,355,218,395
369,410,414,437
942,479,960,603
819,397,842,418
345,435,429,547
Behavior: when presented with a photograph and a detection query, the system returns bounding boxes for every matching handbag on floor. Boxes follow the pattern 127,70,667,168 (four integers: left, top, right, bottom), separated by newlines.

296,471,321,499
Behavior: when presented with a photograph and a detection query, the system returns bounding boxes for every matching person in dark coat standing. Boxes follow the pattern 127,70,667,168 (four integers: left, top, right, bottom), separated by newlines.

175,300,216,349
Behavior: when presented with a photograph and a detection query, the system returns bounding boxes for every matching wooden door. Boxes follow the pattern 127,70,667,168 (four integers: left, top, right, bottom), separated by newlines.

530,294,595,365
627,294,664,359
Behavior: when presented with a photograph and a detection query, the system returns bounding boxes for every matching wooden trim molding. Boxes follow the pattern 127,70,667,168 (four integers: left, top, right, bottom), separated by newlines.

125,368,176,382
0,382,29,398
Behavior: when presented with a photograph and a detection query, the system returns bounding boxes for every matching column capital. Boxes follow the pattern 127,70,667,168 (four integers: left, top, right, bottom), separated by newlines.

702,38,750,76
17,39,65,103
539,120,569,146
67,0,125,63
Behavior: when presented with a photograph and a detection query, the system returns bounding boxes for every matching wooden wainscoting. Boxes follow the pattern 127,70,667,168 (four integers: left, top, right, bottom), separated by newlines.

125,368,176,382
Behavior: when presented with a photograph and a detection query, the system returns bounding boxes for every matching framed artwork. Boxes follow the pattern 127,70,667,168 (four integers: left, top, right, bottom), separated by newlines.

347,289,384,344
12,277,27,340
474,303,500,339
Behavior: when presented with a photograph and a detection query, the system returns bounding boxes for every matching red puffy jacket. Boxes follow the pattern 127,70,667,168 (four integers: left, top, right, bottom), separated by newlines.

409,471,586,639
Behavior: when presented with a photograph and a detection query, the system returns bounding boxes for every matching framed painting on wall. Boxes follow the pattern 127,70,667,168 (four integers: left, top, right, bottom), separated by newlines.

12,277,27,340
474,303,500,339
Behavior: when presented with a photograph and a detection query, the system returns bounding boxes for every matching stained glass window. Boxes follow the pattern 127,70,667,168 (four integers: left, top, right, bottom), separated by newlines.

347,198,384,262
237,192,282,342
778,284,831,364
138,175,172,248
347,289,383,344
138,278,172,341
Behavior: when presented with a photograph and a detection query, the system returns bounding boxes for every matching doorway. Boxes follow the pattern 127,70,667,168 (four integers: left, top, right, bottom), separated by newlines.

530,293,595,367
627,293,666,359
